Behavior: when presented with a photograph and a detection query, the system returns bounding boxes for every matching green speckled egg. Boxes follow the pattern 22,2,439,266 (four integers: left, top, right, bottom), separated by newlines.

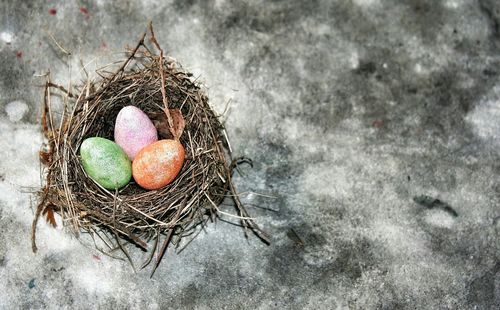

80,137,132,189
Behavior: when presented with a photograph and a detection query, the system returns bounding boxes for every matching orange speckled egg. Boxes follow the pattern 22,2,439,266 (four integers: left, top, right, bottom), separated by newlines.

132,139,185,190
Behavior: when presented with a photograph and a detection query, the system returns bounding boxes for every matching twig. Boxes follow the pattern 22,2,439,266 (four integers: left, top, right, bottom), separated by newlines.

140,229,160,270
85,30,147,101
150,201,184,278
113,190,136,272
48,82,75,98
46,31,71,56
228,179,271,244
148,22,176,140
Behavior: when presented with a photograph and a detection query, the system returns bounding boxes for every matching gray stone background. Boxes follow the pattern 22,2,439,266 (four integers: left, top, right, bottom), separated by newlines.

1,0,499,309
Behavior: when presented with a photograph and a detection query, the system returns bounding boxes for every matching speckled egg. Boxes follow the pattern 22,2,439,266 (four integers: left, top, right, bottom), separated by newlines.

132,139,185,190
80,137,132,189
114,105,158,160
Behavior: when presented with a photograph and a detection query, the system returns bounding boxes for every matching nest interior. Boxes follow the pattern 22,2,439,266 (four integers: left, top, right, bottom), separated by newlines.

33,26,268,273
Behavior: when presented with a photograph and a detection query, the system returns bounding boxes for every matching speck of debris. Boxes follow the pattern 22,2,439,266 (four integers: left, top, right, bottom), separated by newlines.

28,278,35,289
286,228,304,247
80,7,89,19
413,195,459,217
372,119,384,128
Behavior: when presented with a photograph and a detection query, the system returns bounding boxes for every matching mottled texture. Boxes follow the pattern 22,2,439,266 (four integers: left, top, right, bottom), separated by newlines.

1,0,500,309
80,137,132,189
114,105,158,160
132,139,185,190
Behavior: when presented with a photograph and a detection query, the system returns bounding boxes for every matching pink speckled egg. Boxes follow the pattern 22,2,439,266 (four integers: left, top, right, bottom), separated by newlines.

114,106,158,160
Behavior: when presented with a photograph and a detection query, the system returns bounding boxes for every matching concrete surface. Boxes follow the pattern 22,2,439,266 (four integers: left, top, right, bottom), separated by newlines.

0,0,499,309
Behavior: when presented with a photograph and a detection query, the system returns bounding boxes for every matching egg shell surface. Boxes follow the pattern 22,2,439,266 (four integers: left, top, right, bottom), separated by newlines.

80,137,132,189
114,105,158,160
132,139,185,190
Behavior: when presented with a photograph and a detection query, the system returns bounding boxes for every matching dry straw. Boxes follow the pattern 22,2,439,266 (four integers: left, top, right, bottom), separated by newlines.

32,24,269,275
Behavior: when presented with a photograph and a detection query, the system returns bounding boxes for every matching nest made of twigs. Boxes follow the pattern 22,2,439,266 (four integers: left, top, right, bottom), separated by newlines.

32,25,268,274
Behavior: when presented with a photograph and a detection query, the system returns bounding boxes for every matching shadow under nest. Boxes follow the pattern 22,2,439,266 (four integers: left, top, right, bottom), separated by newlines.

32,27,269,275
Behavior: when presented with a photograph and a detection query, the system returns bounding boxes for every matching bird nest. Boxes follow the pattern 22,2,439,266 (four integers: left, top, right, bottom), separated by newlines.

32,25,268,275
